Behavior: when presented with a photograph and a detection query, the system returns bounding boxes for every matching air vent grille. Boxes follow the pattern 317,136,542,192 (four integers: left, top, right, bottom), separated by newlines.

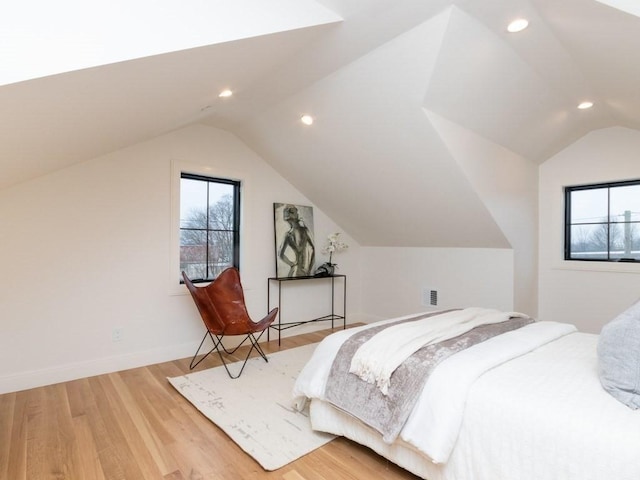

430,290,438,306
422,288,438,307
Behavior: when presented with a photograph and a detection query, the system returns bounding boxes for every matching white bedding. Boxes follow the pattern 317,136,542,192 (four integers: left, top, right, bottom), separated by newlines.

293,316,640,480
294,316,575,463
450,332,640,480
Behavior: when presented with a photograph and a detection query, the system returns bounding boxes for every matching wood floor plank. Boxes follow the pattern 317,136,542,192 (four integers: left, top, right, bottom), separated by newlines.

0,326,420,480
24,387,49,479
282,471,307,480
0,393,16,479
47,382,83,479
4,390,28,480
96,373,163,479
108,370,177,477
71,414,107,480
64,377,89,419
164,405,237,479
85,375,130,480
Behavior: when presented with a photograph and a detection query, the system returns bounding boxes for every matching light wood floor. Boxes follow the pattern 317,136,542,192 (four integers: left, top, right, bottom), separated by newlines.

0,327,420,480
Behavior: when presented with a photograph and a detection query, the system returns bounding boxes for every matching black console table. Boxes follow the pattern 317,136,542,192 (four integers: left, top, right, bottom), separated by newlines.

267,274,346,345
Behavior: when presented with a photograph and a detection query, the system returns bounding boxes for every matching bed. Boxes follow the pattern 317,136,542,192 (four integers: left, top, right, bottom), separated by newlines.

292,307,640,480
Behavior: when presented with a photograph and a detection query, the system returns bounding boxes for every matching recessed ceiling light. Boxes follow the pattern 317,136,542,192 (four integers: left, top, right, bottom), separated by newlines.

218,89,233,98
507,18,529,33
578,101,594,110
300,115,314,125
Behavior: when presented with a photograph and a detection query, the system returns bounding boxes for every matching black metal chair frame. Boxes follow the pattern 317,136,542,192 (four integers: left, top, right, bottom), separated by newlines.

190,328,269,379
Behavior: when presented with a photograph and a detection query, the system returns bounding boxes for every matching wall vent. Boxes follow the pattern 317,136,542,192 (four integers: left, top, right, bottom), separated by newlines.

422,288,438,307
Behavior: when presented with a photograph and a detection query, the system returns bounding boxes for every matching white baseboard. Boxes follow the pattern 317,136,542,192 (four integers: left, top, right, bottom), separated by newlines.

0,341,200,395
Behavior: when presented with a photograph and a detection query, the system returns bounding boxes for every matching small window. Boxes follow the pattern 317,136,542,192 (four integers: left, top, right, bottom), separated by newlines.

565,179,640,262
180,173,240,282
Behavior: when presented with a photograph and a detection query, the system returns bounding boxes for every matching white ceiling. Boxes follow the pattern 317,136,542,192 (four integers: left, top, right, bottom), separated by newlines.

1,0,639,247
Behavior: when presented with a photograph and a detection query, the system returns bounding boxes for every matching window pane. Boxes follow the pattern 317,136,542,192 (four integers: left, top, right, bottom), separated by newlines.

610,222,640,260
180,230,207,279
569,224,609,260
180,178,208,229
570,188,608,224
208,188,235,231
610,250,640,261
610,185,640,223
208,231,234,278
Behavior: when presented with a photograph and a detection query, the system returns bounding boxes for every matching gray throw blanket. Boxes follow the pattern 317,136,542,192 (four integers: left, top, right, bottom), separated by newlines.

324,311,534,443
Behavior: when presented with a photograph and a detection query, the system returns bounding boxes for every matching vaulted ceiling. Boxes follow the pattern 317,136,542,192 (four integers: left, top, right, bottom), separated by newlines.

2,0,638,247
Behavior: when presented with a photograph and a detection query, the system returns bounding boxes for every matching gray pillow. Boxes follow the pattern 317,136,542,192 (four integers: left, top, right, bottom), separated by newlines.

598,299,640,409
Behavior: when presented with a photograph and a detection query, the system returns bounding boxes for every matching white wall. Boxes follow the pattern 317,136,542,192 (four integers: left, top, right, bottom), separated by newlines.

428,111,539,315
539,127,640,333
0,124,360,394
360,247,514,322
355,112,535,322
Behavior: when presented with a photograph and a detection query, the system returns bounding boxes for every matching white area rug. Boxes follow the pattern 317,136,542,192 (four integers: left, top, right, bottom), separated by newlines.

167,343,334,471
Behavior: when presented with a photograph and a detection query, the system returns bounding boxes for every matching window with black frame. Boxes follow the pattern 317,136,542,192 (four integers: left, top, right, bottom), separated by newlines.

180,173,240,282
565,179,640,262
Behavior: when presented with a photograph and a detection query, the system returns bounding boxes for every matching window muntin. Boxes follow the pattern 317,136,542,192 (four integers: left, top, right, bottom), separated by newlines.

565,180,640,262
180,173,240,282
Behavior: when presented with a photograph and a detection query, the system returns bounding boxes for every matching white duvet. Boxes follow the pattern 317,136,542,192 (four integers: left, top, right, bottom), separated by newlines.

293,314,577,464
306,331,640,480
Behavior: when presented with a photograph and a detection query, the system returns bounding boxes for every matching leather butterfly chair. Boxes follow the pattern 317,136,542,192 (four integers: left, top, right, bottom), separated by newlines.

182,268,278,378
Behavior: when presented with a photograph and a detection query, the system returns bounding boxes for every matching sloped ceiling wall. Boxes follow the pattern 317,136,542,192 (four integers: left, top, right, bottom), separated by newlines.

424,6,596,162
235,8,510,247
0,0,343,190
